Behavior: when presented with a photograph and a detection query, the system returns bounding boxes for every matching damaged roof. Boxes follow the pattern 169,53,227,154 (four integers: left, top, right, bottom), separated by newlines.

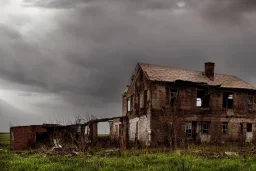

139,63,256,90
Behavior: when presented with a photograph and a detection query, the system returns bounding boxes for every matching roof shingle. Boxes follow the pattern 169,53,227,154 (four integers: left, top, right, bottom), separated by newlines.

139,63,255,90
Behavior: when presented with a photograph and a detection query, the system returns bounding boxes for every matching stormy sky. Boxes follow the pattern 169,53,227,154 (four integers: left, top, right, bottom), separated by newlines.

1,0,256,132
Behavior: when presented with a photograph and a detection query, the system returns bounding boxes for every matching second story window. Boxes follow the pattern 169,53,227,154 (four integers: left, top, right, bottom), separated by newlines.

196,89,209,108
127,97,131,112
131,95,134,111
166,87,178,105
223,92,233,109
140,93,144,109
196,98,202,107
170,89,178,104
248,93,253,109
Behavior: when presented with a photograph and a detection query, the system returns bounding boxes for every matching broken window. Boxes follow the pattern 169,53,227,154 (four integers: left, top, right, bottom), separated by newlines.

247,123,252,132
248,93,253,109
222,122,228,134
223,92,233,109
98,122,110,137
170,89,178,104
186,122,192,137
203,122,210,134
165,87,178,105
196,89,209,108
140,93,144,108
127,97,131,112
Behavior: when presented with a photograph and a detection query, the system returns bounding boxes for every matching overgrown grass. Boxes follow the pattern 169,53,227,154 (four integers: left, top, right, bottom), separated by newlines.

1,145,256,171
0,133,10,146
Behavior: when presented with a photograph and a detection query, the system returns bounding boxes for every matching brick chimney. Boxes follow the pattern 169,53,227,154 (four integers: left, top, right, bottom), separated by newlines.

204,62,215,80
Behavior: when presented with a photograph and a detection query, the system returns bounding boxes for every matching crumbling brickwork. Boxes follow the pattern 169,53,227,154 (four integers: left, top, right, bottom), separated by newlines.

10,125,47,150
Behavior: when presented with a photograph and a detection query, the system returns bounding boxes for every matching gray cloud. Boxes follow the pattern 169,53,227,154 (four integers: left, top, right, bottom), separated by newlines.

198,0,256,23
23,0,90,9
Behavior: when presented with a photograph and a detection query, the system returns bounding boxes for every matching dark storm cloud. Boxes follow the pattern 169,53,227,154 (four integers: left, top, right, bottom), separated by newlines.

198,0,256,23
24,0,180,10
1,0,256,109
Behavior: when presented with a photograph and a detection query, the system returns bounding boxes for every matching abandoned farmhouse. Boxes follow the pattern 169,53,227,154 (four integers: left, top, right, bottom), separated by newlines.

10,62,256,150
118,62,256,147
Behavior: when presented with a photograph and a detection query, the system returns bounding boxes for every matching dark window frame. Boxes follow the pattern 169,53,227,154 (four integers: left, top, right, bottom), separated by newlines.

223,92,234,109
196,89,210,108
248,93,253,109
140,93,144,109
222,122,228,134
165,87,178,105
202,122,210,134
130,95,134,112
186,122,192,137
247,123,252,133
170,89,178,104
127,97,131,112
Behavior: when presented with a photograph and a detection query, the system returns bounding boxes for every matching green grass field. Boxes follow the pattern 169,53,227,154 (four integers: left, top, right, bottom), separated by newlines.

1,147,256,171
1,133,256,171
1,145,256,171
0,133,10,146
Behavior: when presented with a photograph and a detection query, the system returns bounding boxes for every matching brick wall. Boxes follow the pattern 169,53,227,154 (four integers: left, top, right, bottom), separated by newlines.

10,126,47,150
149,83,256,145
151,83,166,109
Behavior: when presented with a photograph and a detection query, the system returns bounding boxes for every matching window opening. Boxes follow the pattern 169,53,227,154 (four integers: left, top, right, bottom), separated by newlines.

248,93,253,109
186,122,192,137
197,89,209,108
223,92,233,109
203,122,210,134
222,122,228,134
170,89,178,104
247,123,252,132
127,97,131,112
